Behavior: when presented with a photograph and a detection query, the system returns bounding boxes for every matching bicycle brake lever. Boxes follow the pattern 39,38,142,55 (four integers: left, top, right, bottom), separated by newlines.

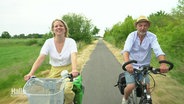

152,68,166,76
68,74,73,81
151,68,159,74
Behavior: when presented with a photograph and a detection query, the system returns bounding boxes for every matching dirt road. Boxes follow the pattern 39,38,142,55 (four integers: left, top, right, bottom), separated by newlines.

82,39,123,104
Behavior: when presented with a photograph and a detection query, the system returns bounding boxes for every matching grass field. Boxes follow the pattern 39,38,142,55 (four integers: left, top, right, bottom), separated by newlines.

0,39,49,103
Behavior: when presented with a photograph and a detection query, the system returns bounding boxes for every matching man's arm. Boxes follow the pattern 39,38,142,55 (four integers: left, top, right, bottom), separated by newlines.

158,55,168,73
123,51,130,62
123,51,134,73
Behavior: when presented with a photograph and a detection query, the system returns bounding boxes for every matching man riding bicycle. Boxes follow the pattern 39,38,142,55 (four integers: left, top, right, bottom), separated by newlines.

120,16,169,104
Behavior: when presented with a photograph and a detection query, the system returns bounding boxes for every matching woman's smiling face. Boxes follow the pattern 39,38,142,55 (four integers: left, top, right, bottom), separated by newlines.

52,20,66,37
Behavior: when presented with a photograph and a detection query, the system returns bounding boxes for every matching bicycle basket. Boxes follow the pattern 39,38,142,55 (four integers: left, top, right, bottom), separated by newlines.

23,78,67,104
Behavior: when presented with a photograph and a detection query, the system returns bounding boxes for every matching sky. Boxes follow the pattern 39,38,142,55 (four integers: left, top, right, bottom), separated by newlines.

0,0,178,36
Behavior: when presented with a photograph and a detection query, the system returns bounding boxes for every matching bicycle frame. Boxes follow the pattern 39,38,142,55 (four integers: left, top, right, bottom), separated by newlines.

128,89,139,104
128,69,151,104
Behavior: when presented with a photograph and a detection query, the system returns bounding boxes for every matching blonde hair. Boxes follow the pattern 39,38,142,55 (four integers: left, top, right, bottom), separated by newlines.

51,19,69,37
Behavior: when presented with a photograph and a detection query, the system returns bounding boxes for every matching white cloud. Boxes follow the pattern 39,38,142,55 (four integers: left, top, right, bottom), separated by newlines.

0,0,178,36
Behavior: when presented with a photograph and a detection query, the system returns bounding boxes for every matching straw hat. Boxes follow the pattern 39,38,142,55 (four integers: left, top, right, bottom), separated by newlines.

135,16,150,26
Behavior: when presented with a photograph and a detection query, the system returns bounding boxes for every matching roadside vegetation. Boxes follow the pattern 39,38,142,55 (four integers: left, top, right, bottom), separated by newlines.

0,39,48,103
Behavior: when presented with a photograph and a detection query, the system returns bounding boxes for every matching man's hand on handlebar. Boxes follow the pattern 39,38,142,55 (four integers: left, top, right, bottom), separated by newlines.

122,60,174,74
126,64,134,74
159,63,169,73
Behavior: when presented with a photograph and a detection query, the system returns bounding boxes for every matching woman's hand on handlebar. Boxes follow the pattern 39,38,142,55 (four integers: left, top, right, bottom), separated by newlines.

71,70,80,77
24,74,32,81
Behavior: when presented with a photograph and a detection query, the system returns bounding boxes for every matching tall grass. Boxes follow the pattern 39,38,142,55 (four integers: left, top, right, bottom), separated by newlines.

0,39,48,98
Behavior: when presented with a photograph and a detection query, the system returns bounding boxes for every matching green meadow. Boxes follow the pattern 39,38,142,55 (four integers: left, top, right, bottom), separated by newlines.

0,39,50,102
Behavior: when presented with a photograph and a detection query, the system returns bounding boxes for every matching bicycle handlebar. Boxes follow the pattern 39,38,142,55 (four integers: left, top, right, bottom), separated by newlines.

158,60,174,70
27,70,74,88
122,60,174,73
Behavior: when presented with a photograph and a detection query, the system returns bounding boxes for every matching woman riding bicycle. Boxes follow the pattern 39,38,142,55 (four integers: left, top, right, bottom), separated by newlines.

24,19,79,104
120,16,169,104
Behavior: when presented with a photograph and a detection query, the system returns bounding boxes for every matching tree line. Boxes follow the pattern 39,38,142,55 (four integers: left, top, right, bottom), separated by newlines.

0,13,100,44
0,32,43,39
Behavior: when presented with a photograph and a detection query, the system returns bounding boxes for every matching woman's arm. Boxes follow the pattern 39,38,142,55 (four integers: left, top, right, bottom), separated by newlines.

71,52,79,77
24,54,46,81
